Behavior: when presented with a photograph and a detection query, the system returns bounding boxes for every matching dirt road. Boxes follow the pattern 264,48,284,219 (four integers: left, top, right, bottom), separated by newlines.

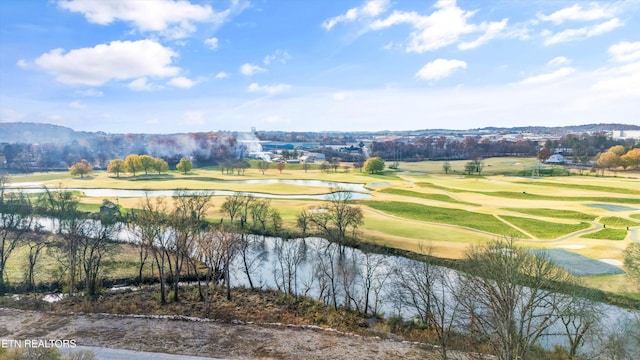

0,308,447,359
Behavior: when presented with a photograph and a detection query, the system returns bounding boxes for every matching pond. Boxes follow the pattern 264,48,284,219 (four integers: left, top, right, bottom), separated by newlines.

586,203,639,212
24,217,640,354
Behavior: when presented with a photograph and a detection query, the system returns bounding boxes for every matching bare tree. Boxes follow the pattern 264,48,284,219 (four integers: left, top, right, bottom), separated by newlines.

301,190,363,245
273,237,307,295
124,211,150,284
220,192,246,224
555,288,601,358
135,195,170,304
360,251,388,316
392,248,461,360
314,240,341,309
169,190,212,302
257,160,269,175
38,187,84,296
215,227,241,300
78,219,118,297
0,190,34,293
457,237,574,360
24,233,47,292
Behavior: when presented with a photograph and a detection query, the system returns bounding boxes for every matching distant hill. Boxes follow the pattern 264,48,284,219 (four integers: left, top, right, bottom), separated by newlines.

0,122,95,144
2,121,639,145
475,123,640,133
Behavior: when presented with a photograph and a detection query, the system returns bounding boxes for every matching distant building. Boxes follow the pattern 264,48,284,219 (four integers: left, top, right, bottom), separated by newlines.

300,153,326,163
612,130,640,140
545,154,566,164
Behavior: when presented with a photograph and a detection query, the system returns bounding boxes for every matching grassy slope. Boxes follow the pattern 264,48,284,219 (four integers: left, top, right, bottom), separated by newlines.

366,201,526,237
500,215,590,239
580,228,627,240
503,208,596,221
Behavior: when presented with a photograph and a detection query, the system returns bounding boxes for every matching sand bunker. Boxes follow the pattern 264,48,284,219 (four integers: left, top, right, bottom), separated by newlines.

599,259,623,266
556,244,586,249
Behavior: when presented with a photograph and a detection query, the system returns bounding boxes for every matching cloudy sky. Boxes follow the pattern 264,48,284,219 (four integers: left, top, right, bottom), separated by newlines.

1,0,639,133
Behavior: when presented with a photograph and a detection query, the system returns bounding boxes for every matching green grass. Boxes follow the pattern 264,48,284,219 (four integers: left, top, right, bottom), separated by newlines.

416,182,639,204
516,181,640,196
416,182,465,192
632,214,640,221
503,208,596,221
580,228,627,240
379,188,479,206
366,201,525,237
500,215,590,239
600,217,640,228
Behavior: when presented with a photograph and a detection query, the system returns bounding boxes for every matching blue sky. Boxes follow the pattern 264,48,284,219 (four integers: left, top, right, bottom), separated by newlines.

1,0,639,134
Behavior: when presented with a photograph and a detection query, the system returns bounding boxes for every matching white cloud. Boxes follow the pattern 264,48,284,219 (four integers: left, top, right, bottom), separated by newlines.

264,115,290,124
0,109,25,121
204,37,219,50
182,111,206,125
543,18,623,45
322,0,390,30
76,89,103,97
240,63,267,76
333,92,348,101
16,59,29,69
458,18,508,50
547,56,572,67
416,59,467,81
263,50,291,65
57,0,222,39
608,41,640,62
520,67,576,85
68,101,87,109
369,0,507,53
215,71,231,79
591,62,640,99
128,77,156,91
248,83,291,95
29,40,180,86
168,76,197,88
538,4,614,24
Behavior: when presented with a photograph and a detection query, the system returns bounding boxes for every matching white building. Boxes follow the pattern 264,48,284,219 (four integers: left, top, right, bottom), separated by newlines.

612,130,640,140
545,154,566,164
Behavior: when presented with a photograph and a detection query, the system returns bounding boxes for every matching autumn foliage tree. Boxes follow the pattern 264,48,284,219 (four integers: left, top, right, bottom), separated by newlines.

176,157,193,174
107,159,126,178
363,157,385,174
69,159,93,178
124,154,142,177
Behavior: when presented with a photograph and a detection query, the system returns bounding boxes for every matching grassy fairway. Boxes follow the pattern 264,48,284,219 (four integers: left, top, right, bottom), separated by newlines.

378,188,479,206
503,208,596,221
7,159,640,282
600,217,640,228
515,180,640,196
500,215,590,239
580,228,627,240
366,201,526,237
417,181,639,204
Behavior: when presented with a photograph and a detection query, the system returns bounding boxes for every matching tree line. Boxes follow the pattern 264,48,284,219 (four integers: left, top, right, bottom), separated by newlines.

0,131,237,173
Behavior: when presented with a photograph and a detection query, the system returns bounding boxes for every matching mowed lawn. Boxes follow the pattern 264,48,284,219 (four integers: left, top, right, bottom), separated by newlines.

580,228,628,241
366,201,526,237
501,208,597,221
500,215,590,239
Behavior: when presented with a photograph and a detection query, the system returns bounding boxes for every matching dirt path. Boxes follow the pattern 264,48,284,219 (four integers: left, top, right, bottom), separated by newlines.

0,308,451,360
